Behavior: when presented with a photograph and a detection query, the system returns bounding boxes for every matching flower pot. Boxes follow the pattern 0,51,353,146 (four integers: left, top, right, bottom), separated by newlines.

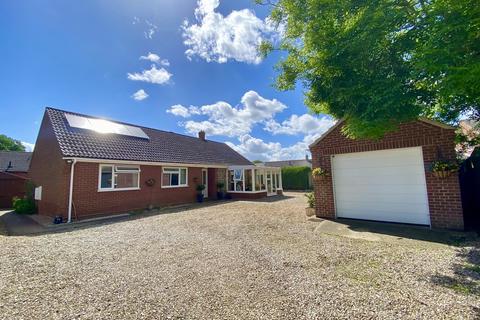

433,170,453,179
305,207,315,217
217,191,224,200
196,194,204,203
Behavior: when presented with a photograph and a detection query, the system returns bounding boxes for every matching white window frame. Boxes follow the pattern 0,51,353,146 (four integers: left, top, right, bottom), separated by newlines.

98,164,141,192
161,167,188,188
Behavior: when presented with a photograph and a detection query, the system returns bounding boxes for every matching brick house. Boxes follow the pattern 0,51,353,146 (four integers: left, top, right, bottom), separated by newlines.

309,119,464,230
29,108,282,222
0,151,32,208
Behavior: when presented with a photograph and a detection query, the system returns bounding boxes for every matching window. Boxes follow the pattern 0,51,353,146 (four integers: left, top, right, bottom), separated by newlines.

99,165,140,191
228,169,245,191
245,169,253,191
162,167,188,187
255,169,265,191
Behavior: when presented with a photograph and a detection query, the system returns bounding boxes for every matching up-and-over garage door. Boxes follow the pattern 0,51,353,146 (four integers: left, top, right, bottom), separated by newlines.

332,147,430,225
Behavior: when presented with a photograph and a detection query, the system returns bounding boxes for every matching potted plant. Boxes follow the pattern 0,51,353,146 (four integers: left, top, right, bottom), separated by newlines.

216,182,225,200
305,192,316,216
431,160,459,178
196,184,206,203
312,167,328,179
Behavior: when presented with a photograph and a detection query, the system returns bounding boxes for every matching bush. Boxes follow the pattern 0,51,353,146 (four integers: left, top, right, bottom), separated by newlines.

281,166,311,190
12,196,36,214
305,192,315,208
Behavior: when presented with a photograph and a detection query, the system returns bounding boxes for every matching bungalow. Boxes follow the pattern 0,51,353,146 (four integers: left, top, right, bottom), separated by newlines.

0,151,32,208
29,107,282,222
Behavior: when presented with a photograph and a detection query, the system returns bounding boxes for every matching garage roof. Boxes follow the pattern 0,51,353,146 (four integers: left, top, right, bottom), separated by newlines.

309,118,455,149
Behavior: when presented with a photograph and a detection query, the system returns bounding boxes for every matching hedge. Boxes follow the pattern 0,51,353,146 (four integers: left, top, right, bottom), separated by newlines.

281,166,312,190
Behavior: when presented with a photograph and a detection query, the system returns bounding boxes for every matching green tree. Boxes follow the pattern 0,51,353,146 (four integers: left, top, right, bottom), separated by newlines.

0,134,26,151
258,0,480,138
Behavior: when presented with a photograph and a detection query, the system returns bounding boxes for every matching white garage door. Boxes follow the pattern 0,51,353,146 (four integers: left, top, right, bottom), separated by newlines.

332,147,430,225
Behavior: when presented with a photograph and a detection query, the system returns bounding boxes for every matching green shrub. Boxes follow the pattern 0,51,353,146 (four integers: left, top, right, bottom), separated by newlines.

305,192,315,208
12,196,36,214
281,166,311,190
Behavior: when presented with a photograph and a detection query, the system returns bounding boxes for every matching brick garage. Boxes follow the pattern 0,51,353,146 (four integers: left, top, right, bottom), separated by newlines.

309,119,464,230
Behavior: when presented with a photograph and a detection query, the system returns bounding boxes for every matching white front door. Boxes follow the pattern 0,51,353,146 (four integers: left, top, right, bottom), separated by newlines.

332,147,430,225
202,169,208,198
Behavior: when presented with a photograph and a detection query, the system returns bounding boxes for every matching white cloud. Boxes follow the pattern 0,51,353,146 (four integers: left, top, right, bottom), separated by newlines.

167,105,190,118
182,0,279,64
265,114,335,135
131,89,149,101
140,52,170,66
144,20,158,39
127,65,172,85
226,133,323,161
21,142,35,152
169,90,286,137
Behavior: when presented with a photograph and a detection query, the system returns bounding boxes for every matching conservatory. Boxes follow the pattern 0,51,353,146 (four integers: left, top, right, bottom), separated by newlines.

226,165,283,198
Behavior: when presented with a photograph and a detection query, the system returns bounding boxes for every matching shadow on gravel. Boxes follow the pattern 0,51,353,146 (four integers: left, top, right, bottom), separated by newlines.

430,244,480,300
249,195,295,203
334,218,478,246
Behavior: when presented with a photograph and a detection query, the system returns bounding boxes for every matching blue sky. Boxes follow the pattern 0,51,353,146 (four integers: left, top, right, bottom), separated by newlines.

0,0,334,160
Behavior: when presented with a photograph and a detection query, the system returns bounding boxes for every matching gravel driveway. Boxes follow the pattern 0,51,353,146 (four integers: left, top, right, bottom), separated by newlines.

1,192,479,319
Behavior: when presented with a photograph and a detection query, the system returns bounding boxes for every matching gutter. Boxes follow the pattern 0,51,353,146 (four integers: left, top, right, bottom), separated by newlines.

67,159,77,223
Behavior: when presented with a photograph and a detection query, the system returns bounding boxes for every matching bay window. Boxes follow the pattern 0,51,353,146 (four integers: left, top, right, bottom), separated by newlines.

99,165,140,191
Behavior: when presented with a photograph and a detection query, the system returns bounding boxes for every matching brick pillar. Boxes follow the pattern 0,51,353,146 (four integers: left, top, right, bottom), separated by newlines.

312,155,335,219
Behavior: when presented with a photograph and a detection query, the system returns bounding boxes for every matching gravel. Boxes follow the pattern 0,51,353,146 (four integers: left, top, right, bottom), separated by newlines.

0,192,479,319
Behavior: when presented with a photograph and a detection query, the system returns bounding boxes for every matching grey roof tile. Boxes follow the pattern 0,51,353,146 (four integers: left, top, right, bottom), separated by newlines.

45,107,252,166
0,151,32,172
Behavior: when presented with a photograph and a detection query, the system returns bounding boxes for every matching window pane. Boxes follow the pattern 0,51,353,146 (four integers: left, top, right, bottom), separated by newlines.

101,166,113,188
234,169,243,180
171,173,179,185
245,169,252,191
162,173,171,186
115,166,139,172
115,172,139,189
164,168,180,173
228,170,234,191
180,169,187,185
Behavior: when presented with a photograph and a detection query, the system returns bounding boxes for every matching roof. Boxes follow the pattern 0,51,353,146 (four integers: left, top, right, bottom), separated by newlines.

0,151,32,172
264,159,312,168
309,118,456,148
44,107,252,166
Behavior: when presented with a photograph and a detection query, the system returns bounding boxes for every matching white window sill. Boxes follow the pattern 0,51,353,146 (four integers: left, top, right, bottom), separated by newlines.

161,185,189,189
98,187,141,192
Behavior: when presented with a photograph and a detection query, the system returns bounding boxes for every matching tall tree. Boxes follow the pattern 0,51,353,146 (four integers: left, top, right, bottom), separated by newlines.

258,0,480,139
0,134,26,151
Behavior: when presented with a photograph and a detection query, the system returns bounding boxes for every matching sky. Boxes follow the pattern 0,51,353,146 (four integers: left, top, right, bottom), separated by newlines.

0,0,334,161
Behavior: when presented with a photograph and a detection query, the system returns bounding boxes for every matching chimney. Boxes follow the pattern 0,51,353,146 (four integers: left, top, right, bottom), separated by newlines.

198,130,206,141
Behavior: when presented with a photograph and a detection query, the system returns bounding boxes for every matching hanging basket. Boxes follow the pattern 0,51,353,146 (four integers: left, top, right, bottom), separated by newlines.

433,170,454,179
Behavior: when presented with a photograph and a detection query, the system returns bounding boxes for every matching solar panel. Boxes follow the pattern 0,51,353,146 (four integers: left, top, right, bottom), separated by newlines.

65,113,149,139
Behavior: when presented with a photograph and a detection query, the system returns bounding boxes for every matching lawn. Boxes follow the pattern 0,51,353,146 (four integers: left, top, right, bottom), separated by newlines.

0,192,478,319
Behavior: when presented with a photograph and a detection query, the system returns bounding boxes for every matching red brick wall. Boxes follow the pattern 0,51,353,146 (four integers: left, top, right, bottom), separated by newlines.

0,172,29,208
68,163,220,219
310,120,464,230
29,113,70,217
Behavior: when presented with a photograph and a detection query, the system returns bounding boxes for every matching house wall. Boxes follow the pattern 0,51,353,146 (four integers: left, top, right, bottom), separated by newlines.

310,121,464,230
0,172,29,208
64,163,226,219
29,113,70,217
228,192,268,200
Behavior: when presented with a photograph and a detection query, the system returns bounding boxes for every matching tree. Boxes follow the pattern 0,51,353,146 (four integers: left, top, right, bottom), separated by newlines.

0,134,26,151
252,160,264,164
258,0,480,139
